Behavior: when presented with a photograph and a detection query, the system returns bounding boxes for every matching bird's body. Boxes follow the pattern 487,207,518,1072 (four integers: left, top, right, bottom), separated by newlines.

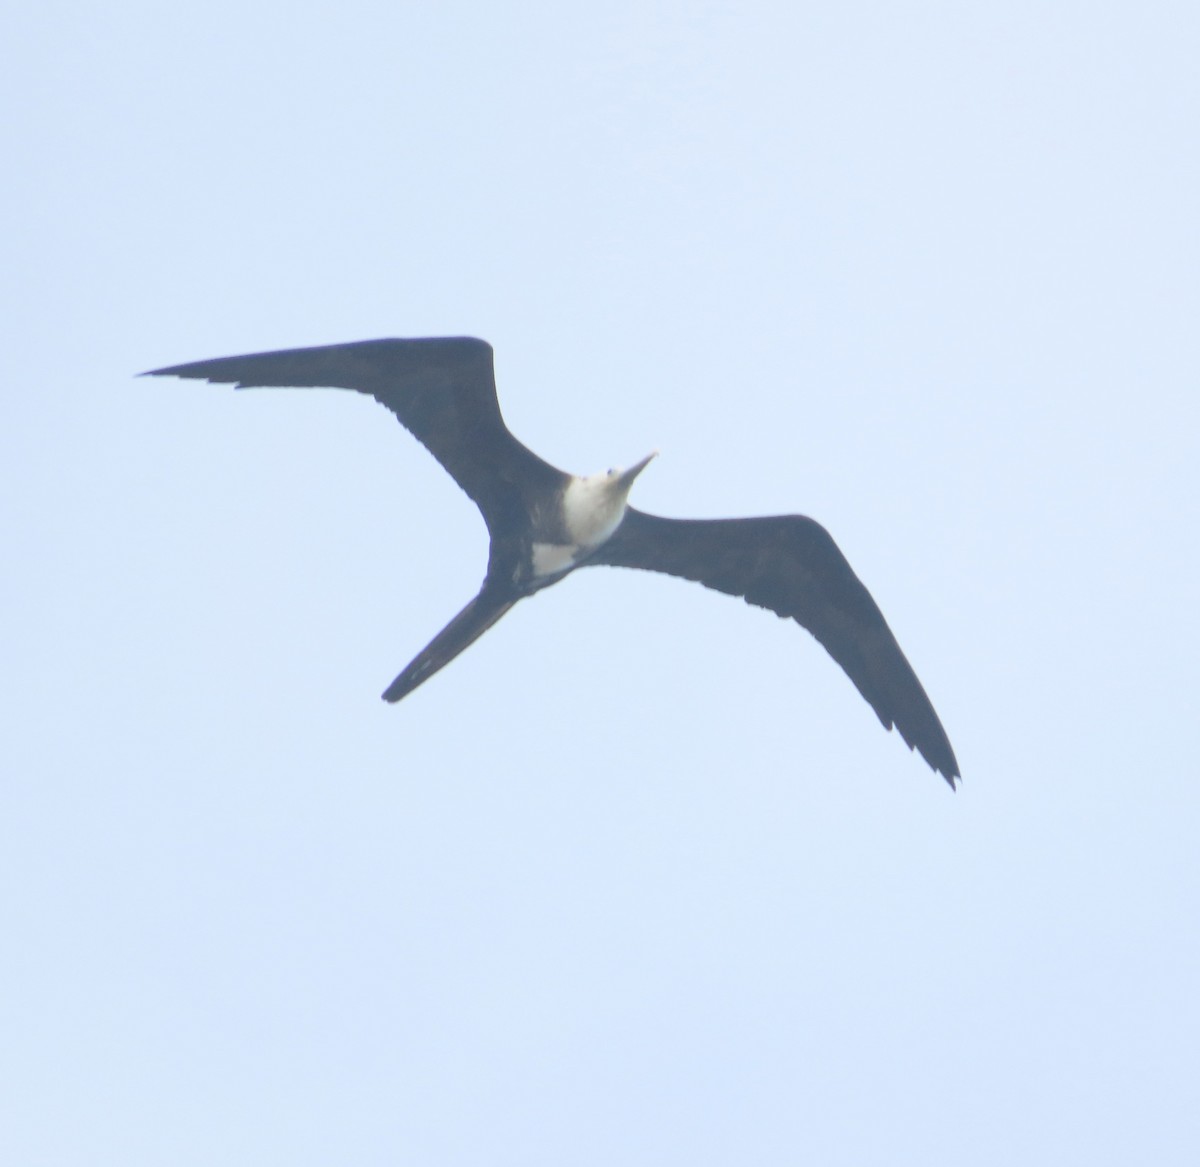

530,463,660,579
146,337,960,786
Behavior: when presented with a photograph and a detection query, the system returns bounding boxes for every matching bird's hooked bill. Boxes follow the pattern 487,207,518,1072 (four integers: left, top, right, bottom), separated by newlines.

619,451,659,487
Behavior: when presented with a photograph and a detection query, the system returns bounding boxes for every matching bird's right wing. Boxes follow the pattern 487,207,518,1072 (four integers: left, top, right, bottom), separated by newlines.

144,338,566,530
589,508,960,785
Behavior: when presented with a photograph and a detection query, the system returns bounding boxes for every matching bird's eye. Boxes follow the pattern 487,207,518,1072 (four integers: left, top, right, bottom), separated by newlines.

607,468,617,477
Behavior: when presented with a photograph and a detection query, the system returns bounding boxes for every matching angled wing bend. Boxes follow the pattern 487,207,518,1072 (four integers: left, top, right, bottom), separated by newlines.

144,337,566,530
590,508,960,786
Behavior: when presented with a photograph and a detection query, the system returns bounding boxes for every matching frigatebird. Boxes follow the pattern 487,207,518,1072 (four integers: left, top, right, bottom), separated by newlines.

146,337,960,786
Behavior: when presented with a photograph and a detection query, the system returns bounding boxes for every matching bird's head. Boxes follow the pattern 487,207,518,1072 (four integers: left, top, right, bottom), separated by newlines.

564,451,658,547
599,450,658,497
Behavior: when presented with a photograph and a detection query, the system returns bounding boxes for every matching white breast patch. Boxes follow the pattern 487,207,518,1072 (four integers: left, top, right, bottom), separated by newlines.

560,475,626,546
532,541,582,578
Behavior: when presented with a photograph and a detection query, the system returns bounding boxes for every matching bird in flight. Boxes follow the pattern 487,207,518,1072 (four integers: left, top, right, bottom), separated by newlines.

146,337,960,786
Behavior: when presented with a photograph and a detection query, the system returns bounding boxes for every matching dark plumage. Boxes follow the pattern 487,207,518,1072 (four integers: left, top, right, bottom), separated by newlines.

146,337,960,786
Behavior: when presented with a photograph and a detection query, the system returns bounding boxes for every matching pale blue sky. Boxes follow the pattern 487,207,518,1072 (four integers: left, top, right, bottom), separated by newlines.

3,2,1198,1164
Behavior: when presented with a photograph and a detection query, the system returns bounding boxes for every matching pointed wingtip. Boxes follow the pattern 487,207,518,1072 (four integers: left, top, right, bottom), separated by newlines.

139,363,189,379
936,754,962,791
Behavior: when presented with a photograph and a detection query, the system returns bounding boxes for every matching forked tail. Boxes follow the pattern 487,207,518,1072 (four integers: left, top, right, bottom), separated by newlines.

382,590,518,703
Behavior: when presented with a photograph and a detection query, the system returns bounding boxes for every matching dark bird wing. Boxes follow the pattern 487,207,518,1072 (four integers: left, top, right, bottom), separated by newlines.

589,508,960,786
144,337,567,531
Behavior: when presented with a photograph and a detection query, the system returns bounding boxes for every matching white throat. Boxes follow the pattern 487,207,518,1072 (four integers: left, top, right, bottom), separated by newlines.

530,469,638,579
560,473,631,547
529,454,656,581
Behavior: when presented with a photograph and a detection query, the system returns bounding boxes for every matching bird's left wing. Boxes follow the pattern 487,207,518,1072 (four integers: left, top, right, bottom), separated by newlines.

589,508,960,786
144,337,565,530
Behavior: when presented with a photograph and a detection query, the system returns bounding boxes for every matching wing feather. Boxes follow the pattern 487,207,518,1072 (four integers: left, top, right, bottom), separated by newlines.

144,337,565,530
591,508,960,785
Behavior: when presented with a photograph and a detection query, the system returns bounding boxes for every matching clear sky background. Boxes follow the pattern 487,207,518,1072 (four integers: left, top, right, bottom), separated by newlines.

3,3,1197,1164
